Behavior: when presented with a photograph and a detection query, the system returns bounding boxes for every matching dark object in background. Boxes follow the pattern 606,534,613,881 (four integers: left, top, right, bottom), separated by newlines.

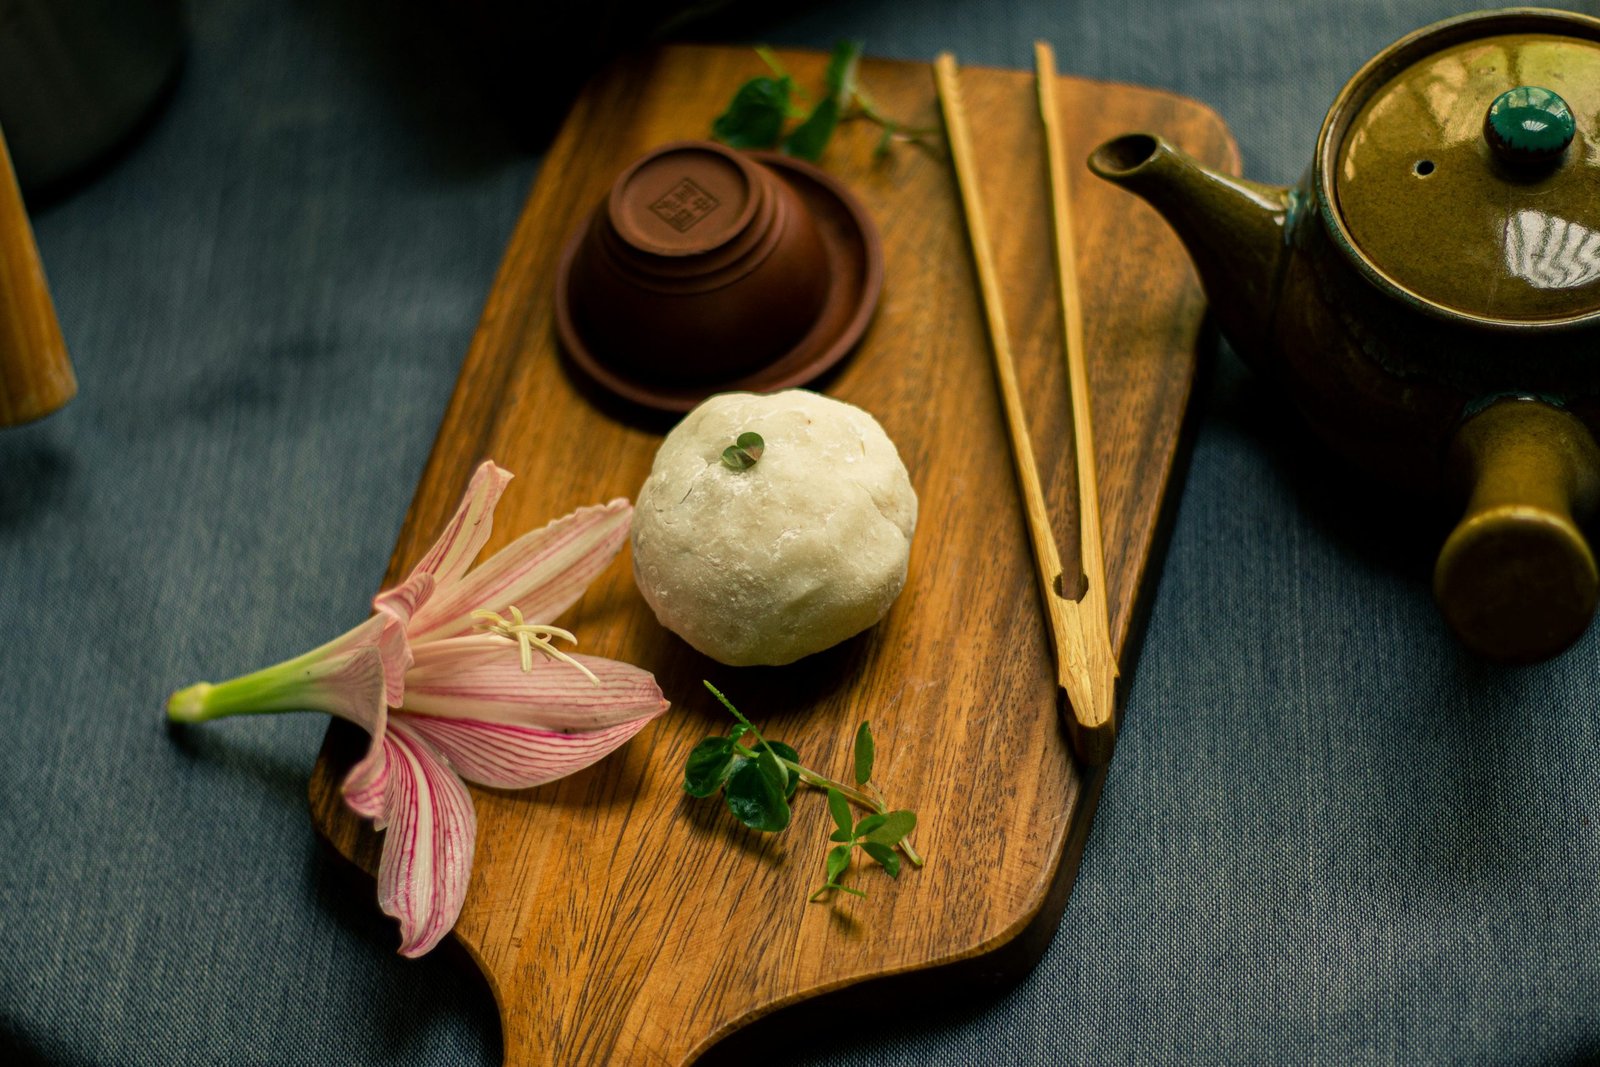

457,0,746,145
0,124,74,425
0,0,186,193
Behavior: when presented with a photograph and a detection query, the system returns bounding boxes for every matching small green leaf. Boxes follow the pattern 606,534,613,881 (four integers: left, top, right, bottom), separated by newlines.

853,722,874,785
829,828,853,843
826,787,852,835
725,758,791,832
763,740,798,762
854,813,887,839
861,841,901,877
753,744,791,798
735,431,765,460
825,844,852,884
729,723,749,742
712,76,792,148
864,810,916,846
682,736,738,797
782,96,839,162
763,740,800,800
823,40,863,103
722,430,766,470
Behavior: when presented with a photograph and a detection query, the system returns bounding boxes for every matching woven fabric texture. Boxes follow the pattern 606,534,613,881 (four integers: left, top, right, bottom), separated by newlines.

2,0,1597,1063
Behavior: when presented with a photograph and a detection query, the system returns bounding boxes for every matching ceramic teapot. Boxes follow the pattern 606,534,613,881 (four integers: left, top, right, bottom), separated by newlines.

1089,7,1600,662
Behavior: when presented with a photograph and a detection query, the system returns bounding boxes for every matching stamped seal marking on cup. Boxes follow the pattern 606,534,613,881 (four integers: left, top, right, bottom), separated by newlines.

610,144,760,257
649,178,721,233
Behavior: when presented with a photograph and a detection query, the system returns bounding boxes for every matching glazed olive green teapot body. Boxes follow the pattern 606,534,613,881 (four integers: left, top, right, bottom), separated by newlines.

1090,7,1600,662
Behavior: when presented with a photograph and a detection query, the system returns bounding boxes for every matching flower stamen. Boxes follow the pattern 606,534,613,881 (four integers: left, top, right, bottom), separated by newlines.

470,607,601,686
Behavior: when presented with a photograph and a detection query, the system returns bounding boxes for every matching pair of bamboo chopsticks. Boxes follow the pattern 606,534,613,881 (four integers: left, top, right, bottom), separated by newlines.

935,44,1118,766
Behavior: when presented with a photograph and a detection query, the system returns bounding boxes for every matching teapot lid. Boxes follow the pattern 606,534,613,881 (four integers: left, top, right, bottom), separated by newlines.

1323,9,1600,326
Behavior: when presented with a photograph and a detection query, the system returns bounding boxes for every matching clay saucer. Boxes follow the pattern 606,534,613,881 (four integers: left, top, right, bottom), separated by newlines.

555,151,884,415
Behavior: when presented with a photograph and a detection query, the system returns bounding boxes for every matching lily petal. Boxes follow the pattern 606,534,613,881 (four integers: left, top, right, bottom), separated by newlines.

322,622,403,820
288,643,388,737
397,711,658,790
374,571,434,632
374,719,477,958
405,499,631,642
340,700,391,821
400,648,669,728
405,460,514,590
375,611,416,709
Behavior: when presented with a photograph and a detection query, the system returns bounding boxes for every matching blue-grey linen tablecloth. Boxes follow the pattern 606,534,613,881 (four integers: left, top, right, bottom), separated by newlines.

3,0,1597,1063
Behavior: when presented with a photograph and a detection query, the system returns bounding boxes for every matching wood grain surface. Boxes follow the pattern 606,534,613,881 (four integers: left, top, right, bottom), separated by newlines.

308,44,1236,1066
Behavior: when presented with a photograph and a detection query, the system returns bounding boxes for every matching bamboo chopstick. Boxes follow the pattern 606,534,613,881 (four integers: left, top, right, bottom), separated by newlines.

934,51,1117,765
1035,42,1119,751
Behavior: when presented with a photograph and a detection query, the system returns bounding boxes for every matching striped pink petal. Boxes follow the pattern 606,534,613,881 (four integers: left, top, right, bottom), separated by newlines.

373,567,432,708
374,613,414,709
373,719,477,958
405,460,514,590
400,647,669,729
340,699,391,821
291,635,388,736
396,710,659,790
405,499,631,642
307,621,402,817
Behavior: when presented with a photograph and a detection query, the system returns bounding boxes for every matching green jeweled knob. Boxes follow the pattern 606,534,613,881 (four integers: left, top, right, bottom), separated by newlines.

1485,86,1575,167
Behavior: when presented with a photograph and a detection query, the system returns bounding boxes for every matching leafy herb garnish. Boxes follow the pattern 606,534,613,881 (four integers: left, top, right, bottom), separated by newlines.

686,681,923,902
711,69,796,149
711,41,939,162
720,431,765,470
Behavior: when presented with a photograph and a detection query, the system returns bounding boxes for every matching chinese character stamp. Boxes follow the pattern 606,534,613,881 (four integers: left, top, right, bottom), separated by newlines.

650,178,721,232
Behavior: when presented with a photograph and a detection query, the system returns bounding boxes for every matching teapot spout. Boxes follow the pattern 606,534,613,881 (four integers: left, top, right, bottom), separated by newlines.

1088,133,1293,367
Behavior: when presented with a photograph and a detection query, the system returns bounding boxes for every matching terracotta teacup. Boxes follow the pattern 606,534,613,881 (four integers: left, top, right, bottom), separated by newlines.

560,140,831,384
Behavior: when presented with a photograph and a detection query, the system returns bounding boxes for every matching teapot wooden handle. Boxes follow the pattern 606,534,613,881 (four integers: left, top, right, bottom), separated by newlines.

0,124,75,427
1434,397,1600,662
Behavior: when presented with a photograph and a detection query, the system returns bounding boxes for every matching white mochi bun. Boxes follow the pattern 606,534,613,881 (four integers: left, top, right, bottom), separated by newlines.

630,389,917,666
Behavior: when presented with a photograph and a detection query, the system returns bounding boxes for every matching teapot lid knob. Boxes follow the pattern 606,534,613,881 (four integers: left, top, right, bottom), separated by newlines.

1484,86,1575,167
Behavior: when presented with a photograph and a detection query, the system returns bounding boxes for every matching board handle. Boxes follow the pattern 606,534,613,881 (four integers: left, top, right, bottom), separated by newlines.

0,124,75,427
1434,397,1600,662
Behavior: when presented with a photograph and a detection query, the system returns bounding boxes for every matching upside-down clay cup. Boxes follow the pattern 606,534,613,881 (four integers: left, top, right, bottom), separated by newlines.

562,140,832,384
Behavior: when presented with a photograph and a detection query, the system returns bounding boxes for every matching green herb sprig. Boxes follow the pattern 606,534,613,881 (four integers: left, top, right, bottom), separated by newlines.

684,681,923,901
720,431,765,470
712,41,940,162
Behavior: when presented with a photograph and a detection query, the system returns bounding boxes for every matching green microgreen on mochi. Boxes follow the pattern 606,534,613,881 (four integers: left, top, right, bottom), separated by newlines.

684,682,922,903
711,41,940,162
720,431,765,471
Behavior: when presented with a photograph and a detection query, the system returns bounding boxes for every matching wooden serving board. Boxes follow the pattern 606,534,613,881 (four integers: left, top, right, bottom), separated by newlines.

310,44,1236,1065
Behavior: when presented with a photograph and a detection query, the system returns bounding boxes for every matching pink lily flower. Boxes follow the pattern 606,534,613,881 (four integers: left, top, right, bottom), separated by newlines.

167,461,668,957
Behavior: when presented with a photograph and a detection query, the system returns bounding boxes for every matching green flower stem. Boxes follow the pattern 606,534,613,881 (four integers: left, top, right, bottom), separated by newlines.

166,624,362,724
